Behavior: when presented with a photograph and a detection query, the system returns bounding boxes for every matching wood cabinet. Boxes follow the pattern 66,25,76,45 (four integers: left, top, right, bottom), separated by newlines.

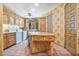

15,17,20,26
3,15,8,24
65,3,79,55
15,17,25,28
3,34,7,49
39,17,46,32
3,32,16,49
29,32,55,55
10,16,14,25
25,19,29,29
19,18,24,27
3,6,15,24
0,3,3,56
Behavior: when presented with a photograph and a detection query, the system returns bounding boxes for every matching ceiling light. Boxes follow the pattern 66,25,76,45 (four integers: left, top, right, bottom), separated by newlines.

34,3,39,6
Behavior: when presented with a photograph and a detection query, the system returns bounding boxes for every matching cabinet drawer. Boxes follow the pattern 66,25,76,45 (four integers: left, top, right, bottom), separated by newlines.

32,36,44,41
44,36,54,41
7,39,15,47
7,34,14,36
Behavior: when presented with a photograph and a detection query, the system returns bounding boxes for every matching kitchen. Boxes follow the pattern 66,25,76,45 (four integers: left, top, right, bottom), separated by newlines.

0,3,79,56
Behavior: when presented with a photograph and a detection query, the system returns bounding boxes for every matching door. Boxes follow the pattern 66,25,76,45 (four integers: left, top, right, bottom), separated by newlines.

65,3,77,55
39,17,46,32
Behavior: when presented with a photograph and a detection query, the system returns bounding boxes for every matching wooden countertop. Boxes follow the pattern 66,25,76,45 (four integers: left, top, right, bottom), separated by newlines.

3,32,16,34
28,32,55,36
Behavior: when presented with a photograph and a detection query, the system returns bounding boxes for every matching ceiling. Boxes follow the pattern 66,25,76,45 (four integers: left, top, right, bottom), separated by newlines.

3,3,60,18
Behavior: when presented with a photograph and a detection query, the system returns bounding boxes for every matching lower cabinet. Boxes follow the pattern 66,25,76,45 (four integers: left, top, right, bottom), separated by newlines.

3,34,7,49
3,32,16,49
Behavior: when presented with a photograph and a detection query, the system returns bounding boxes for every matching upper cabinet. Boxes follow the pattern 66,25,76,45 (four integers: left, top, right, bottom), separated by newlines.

15,17,20,26
10,16,14,25
3,14,15,25
25,19,29,29
3,14,8,24
19,18,24,28
3,6,25,27
3,6,15,25
15,17,25,28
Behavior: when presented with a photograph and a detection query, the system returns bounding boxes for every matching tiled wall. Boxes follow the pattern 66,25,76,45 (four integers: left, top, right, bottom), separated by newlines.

0,3,3,55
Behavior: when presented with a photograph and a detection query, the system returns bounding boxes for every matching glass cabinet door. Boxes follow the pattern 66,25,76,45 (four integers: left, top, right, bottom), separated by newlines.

70,16,77,32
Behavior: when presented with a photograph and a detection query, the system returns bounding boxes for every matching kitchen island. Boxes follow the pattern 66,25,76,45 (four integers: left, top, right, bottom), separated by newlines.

28,32,55,55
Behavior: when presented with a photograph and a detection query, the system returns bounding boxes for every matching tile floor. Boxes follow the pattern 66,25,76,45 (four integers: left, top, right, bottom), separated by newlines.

3,40,72,56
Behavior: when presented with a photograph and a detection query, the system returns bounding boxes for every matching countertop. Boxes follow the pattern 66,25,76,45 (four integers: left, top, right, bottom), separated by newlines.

3,32,16,34
28,32,55,36
3,31,27,34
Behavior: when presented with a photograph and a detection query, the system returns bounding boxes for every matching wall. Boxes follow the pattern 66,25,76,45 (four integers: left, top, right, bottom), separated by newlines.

48,4,65,47
0,3,3,56
47,11,53,33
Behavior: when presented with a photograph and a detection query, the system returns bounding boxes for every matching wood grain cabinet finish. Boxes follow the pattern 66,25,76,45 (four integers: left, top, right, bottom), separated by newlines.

29,33,55,55
7,33,16,47
3,34,7,49
0,3,3,56
65,3,79,55
3,32,16,49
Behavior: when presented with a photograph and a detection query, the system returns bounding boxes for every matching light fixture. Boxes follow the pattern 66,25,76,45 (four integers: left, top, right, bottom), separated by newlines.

28,13,31,16
34,3,39,6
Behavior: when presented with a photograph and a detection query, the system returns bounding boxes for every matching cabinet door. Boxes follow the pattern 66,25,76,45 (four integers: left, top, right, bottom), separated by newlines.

10,16,14,25
3,34,7,49
15,19,20,26
3,15,8,24
70,16,77,55
0,4,3,55
65,3,77,55
7,33,16,47
19,18,24,27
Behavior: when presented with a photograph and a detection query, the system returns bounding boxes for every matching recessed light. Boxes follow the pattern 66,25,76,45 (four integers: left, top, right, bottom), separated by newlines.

34,3,39,6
